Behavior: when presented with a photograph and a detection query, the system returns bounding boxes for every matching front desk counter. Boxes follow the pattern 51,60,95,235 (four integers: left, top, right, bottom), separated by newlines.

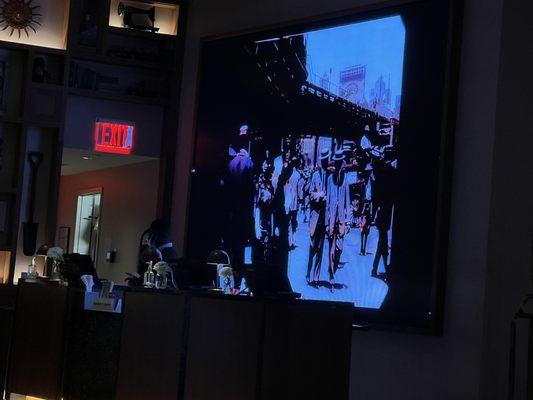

1,282,353,400
0,284,17,398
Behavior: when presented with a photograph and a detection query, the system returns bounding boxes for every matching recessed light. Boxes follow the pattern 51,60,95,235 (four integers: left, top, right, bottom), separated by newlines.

82,156,91,160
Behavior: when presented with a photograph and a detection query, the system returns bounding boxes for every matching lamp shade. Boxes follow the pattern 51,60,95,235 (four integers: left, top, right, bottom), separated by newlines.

36,244,49,256
206,250,230,266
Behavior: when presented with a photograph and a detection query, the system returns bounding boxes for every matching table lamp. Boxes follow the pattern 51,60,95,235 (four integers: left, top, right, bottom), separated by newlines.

36,244,49,276
206,250,230,289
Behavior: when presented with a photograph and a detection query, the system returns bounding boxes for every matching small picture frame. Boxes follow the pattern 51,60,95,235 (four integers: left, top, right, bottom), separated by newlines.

0,193,13,247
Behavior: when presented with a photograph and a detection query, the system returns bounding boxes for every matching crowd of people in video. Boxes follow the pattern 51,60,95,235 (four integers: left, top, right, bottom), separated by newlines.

223,121,398,290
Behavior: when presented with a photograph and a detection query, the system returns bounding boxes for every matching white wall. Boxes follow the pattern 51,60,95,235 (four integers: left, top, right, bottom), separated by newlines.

57,160,159,284
171,0,506,398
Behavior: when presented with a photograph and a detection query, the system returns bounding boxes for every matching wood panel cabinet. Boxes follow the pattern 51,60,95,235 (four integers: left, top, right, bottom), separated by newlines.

0,285,17,397
184,296,264,400
115,291,186,400
260,301,353,400
7,283,68,399
4,286,353,400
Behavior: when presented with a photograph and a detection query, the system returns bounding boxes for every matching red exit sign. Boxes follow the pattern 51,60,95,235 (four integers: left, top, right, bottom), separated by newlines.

94,119,135,155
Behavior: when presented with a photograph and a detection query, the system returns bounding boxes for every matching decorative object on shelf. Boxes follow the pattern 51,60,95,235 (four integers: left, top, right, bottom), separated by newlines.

79,1,98,47
118,2,159,33
206,249,230,289
153,261,173,289
22,151,43,256
27,256,38,279
32,55,51,83
143,260,155,288
47,246,65,281
35,243,49,274
0,0,42,38
219,266,234,294
0,192,13,247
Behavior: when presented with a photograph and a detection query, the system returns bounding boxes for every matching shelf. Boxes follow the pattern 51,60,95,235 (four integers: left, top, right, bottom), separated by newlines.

30,82,65,92
0,116,23,125
0,41,68,55
71,51,174,72
68,87,168,106
106,26,176,41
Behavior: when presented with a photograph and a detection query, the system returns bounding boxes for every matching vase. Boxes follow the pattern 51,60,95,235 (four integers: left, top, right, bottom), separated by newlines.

155,274,168,289
222,276,233,294
50,260,62,281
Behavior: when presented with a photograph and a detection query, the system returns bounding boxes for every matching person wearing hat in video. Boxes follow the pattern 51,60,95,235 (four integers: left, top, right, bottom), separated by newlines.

284,156,301,250
306,148,331,285
370,151,397,278
255,159,275,262
326,149,351,285
360,124,373,152
229,124,252,158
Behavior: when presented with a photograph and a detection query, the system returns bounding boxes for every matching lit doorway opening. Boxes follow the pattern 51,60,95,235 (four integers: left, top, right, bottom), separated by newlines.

73,188,102,264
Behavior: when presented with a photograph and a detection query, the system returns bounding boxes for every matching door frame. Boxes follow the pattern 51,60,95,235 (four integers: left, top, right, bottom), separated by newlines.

73,187,103,265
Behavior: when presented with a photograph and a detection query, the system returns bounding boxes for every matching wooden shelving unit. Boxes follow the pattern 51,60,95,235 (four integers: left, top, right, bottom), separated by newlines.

70,50,174,72
0,0,187,284
106,25,177,41
67,87,168,106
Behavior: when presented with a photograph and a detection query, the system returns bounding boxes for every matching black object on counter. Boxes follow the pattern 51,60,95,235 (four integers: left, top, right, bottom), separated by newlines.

118,2,159,33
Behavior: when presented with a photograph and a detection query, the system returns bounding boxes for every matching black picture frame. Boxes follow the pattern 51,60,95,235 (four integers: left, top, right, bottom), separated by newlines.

186,0,462,334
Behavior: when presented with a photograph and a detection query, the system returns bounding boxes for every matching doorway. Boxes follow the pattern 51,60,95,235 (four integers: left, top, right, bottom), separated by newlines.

73,188,102,264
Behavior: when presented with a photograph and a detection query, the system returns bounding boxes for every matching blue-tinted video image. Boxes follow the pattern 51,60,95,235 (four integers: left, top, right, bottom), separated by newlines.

191,15,407,309
285,16,406,308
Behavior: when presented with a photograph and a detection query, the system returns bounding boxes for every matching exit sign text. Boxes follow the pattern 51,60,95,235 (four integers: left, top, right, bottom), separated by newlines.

94,120,135,155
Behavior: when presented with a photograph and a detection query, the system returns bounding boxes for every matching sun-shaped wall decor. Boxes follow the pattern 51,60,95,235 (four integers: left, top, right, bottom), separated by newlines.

0,0,41,38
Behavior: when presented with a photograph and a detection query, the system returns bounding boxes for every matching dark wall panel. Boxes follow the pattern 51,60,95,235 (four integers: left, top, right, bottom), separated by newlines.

7,283,68,399
184,297,264,400
115,291,186,400
260,302,353,400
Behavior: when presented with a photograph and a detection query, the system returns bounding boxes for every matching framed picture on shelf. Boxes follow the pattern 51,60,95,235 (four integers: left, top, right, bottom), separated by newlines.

0,193,13,247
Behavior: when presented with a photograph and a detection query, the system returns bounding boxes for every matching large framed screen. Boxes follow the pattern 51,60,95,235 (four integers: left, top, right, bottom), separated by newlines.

187,0,460,332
